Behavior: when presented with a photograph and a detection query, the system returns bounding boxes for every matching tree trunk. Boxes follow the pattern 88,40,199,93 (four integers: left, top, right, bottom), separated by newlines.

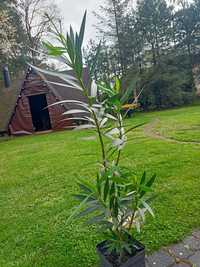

111,0,125,75
151,43,157,66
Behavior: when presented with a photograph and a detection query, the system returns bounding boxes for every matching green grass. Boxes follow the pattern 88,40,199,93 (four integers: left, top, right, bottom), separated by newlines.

1,105,200,267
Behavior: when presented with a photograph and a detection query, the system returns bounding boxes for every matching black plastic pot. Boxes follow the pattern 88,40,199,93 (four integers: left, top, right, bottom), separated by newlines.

96,240,145,267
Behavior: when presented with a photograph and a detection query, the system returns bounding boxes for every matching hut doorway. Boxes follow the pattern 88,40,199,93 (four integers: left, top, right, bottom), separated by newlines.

28,94,51,132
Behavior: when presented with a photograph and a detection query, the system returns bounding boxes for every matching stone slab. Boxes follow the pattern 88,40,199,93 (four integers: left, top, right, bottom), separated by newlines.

147,250,174,267
169,242,194,258
188,251,200,266
183,235,200,252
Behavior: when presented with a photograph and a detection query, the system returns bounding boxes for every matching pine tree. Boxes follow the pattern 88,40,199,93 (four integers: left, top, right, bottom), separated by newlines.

94,0,131,75
136,0,173,66
174,0,200,63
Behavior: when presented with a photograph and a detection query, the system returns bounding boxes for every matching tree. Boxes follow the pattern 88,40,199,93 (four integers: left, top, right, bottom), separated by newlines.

94,0,131,75
0,9,16,60
0,1,27,75
84,39,124,81
174,0,200,63
136,0,173,66
18,0,61,63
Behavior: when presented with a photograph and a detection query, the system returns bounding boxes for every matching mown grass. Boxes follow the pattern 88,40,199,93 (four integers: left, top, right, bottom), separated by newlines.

1,105,200,267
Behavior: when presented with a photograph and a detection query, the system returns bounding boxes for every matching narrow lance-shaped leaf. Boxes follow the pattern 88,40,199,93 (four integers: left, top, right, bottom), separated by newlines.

105,113,117,121
63,109,89,116
91,80,98,98
62,117,91,123
100,118,108,128
104,178,110,202
97,174,101,196
76,204,99,218
74,124,95,130
67,33,75,62
43,41,65,56
98,84,115,96
140,171,146,185
47,100,89,110
45,81,83,91
28,64,83,91
75,33,83,77
146,174,156,188
141,200,155,217
70,25,75,45
79,10,87,46
28,63,77,81
114,77,121,93
66,194,93,224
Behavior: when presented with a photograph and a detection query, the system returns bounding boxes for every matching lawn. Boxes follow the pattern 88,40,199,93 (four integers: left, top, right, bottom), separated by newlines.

1,105,200,267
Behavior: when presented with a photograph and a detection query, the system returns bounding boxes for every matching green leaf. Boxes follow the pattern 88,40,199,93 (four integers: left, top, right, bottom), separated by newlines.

110,195,115,210
28,64,83,91
114,77,121,93
120,76,139,104
140,171,146,185
146,174,156,188
139,185,152,194
141,200,155,217
104,178,110,202
67,33,75,62
97,173,102,196
66,194,93,224
87,214,107,225
109,95,121,108
43,42,65,56
77,179,95,194
70,25,75,45
110,175,125,184
98,84,115,96
110,182,115,196
74,193,95,201
77,202,99,218
135,220,141,233
124,244,132,254
75,33,83,77
113,198,119,217
74,124,95,130
79,10,87,46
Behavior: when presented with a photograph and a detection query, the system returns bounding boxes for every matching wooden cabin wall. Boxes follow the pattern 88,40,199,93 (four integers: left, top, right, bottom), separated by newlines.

9,92,34,135
9,72,72,135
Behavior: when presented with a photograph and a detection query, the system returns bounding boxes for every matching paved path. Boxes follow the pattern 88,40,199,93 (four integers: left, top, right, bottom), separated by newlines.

144,119,200,145
146,230,200,267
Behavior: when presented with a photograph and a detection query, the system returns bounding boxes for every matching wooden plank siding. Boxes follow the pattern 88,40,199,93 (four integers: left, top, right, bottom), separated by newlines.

9,71,73,135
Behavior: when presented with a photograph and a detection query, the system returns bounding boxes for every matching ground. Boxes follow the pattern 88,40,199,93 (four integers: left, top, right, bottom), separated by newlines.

1,105,200,267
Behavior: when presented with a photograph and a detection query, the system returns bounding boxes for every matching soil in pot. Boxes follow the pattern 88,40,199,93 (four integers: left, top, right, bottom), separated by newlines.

97,239,145,267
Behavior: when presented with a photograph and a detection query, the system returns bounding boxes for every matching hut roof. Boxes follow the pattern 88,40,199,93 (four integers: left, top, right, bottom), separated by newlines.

37,67,90,111
0,67,90,133
0,75,24,133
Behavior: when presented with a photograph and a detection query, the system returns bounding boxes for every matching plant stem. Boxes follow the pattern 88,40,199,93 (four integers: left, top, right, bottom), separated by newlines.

116,114,123,166
129,200,137,231
128,213,135,232
91,109,107,168
73,72,107,168
116,150,121,166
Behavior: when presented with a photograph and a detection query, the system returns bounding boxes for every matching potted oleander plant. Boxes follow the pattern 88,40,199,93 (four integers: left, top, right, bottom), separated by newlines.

31,12,156,267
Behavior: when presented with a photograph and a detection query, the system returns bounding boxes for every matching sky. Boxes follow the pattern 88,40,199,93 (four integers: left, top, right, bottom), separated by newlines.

55,0,102,45
53,0,181,46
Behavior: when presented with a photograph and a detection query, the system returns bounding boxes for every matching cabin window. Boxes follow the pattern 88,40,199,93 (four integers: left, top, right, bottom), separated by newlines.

28,94,51,132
